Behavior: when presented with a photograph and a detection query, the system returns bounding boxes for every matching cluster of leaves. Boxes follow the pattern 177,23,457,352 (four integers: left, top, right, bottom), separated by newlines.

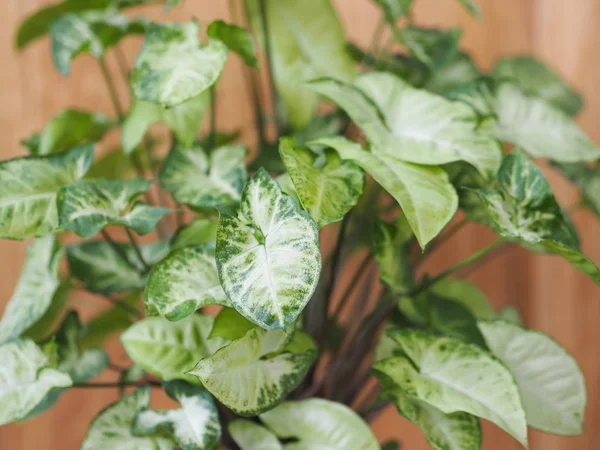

1,0,599,449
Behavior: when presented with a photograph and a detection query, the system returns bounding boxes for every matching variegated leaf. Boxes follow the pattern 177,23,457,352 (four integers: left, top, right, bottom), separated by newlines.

279,138,364,228
160,144,247,210
122,93,210,154
311,136,457,249
0,339,72,425
189,328,317,416
67,240,168,295
81,387,174,450
171,217,218,250
476,150,600,284
0,236,63,344
0,144,94,239
121,315,227,384
259,398,379,450
131,21,227,107
144,246,229,321
208,307,256,341
397,27,462,70
229,420,282,450
23,279,71,342
372,215,414,293
216,169,321,330
492,56,583,117
478,320,586,435
377,329,527,447
57,178,170,238
133,380,221,450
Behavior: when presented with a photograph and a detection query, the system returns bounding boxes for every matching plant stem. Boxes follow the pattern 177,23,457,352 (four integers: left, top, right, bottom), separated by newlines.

98,294,141,318
114,47,130,90
208,85,217,149
365,16,386,63
418,217,468,266
72,381,161,389
329,253,372,319
457,242,512,279
125,229,150,271
258,0,281,140
98,58,124,120
101,229,139,271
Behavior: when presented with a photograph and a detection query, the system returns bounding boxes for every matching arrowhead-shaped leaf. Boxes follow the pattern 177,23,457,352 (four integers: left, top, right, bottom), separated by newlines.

121,315,227,384
259,398,379,450
189,328,317,416
160,144,247,210
207,20,258,69
0,144,94,239
131,20,227,107
133,381,221,450
478,320,586,435
216,169,322,329
229,420,282,450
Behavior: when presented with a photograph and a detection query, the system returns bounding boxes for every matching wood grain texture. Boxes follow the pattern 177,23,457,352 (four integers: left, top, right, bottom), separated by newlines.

1,0,599,449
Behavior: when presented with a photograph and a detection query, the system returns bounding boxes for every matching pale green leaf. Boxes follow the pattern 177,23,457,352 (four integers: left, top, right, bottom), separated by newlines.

552,161,600,218
160,144,247,210
0,339,72,426
133,380,221,450
24,279,72,342
216,169,321,330
279,138,364,228
0,144,94,239
0,236,63,344
81,387,174,450
122,93,210,154
478,320,586,435
397,27,462,70
208,307,256,341
85,147,140,180
429,278,495,319
247,0,356,128
171,217,218,250
372,216,414,293
376,329,528,447
121,314,227,384
492,56,583,116
493,83,599,162
58,178,170,238
144,246,230,321
189,328,316,416
131,20,227,107
370,0,414,24
498,305,523,325
310,136,458,249
67,240,168,295
207,20,258,68
259,398,379,450
229,420,282,450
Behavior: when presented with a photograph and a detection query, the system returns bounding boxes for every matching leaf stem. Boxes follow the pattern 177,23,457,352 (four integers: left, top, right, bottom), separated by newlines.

100,229,139,272
72,381,161,389
258,0,281,140
97,294,141,318
418,217,468,266
114,46,130,86
98,58,124,121
208,85,217,150
125,229,150,272
329,252,372,319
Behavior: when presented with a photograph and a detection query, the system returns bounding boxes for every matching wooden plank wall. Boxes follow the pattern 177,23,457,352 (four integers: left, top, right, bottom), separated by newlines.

1,0,599,449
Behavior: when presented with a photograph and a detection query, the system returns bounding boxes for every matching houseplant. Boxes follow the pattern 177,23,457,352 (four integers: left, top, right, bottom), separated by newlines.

1,0,598,448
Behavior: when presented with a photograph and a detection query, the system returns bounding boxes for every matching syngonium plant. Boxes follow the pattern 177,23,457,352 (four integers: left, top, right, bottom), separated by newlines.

1,0,598,448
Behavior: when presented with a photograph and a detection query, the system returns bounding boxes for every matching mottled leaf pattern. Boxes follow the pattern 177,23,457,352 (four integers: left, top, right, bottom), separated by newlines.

229,420,282,450
0,144,94,239
478,320,586,435
216,169,321,330
121,315,227,384
259,399,379,450
131,21,227,107
160,144,247,210
189,328,316,416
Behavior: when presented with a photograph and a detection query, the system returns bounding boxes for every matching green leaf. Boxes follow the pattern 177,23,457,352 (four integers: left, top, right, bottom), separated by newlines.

0,144,94,239
208,307,256,341
207,20,258,69
80,293,139,349
498,305,523,325
370,0,414,24
171,217,218,250
375,329,528,447
81,387,174,450
160,144,247,210
131,20,227,108
144,246,230,321
66,240,168,295
51,10,145,75
311,136,457,249
57,178,170,238
247,0,356,128
23,109,113,155
189,328,317,416
475,150,600,284
24,279,72,342
376,363,482,450
133,381,221,450
279,138,364,228
121,314,226,384
122,93,210,154
397,27,462,71
0,236,63,344
372,216,414,293
0,339,72,426
478,320,586,435
552,161,600,218
216,169,322,330
492,56,583,117
259,398,379,450
229,420,282,450
429,278,495,319
493,83,599,162
425,52,481,95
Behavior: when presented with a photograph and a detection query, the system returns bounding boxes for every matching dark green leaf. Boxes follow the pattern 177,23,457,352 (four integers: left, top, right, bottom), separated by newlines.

207,20,258,68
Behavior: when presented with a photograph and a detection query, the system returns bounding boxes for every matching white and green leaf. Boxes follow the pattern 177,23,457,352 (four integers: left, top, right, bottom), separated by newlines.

229,420,282,450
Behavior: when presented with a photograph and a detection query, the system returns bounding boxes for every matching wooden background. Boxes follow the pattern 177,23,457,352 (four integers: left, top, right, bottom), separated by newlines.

1,0,600,449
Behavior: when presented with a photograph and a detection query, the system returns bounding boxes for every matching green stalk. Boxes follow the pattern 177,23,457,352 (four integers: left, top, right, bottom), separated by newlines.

208,85,217,150
98,58,124,121
258,0,281,140
72,381,161,389
125,228,150,272
100,229,138,272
